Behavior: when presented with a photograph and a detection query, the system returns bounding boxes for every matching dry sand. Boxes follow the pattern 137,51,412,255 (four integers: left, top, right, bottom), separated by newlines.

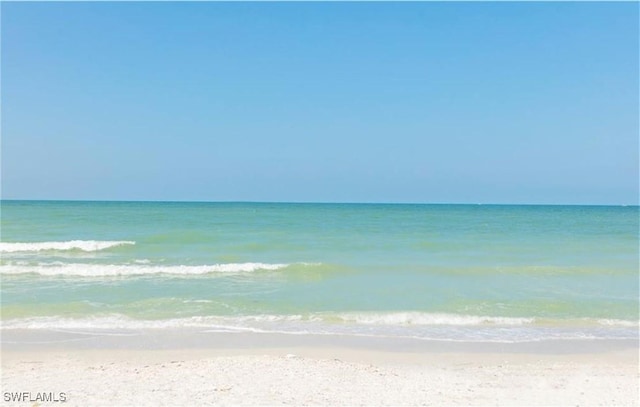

2,338,638,406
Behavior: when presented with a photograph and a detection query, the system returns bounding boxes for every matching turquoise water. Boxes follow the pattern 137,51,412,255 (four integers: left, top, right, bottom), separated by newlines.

1,201,638,342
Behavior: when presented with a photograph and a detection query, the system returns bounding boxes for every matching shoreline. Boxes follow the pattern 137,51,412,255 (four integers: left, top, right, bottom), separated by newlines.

2,327,639,353
2,331,638,406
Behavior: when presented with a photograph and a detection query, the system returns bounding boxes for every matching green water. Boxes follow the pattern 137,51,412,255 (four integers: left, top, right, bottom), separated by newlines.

1,201,638,342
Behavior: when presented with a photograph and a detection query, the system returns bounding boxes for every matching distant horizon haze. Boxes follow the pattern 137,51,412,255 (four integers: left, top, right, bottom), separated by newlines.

0,199,637,207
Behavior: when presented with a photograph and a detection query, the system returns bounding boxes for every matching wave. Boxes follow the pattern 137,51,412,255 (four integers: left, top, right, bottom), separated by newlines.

233,312,639,328
327,312,536,326
214,312,537,326
3,313,635,330
0,315,234,330
0,315,289,332
0,262,295,277
0,240,135,253
596,319,638,327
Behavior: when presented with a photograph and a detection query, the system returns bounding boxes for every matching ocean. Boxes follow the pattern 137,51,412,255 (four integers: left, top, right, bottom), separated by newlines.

1,201,638,343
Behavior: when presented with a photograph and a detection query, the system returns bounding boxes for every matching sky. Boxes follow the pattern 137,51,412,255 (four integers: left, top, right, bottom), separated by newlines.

1,2,638,204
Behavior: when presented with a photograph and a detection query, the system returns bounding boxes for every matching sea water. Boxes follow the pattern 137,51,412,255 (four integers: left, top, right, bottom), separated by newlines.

1,201,638,342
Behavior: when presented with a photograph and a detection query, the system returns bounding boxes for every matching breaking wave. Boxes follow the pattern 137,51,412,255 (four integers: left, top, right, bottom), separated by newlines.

327,312,536,326
0,240,135,253
0,262,295,277
2,313,637,343
2,313,635,330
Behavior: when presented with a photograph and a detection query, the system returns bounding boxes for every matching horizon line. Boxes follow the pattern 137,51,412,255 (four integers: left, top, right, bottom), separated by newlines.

0,198,637,207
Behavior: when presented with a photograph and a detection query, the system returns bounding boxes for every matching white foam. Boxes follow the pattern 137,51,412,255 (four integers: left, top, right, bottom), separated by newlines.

0,314,319,332
0,240,135,253
0,315,265,331
596,319,639,327
1,315,203,330
0,262,290,277
330,313,639,328
2,314,637,344
330,312,536,326
8,312,626,330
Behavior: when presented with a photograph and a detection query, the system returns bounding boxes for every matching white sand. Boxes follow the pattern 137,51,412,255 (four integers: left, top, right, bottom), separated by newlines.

2,346,638,406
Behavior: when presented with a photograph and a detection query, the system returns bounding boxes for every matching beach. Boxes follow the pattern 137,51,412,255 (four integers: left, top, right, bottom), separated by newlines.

1,202,638,405
2,331,638,406
3,1,639,405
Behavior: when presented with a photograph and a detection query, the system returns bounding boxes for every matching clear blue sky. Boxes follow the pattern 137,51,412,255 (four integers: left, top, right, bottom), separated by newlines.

2,2,638,204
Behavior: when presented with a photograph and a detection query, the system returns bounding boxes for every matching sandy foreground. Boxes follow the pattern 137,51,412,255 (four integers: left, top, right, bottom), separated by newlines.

1,333,639,406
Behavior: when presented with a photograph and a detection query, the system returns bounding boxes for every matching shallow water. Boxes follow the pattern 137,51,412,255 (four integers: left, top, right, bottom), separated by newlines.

1,201,638,342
